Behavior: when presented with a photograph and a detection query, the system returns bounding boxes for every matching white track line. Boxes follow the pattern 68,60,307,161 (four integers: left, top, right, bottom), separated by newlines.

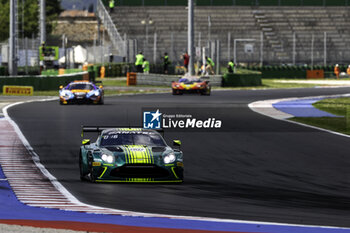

0,98,349,231
248,93,350,138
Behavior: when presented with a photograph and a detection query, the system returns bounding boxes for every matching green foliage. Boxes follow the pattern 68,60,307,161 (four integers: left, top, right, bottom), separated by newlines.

0,0,62,42
0,1,10,42
222,73,262,87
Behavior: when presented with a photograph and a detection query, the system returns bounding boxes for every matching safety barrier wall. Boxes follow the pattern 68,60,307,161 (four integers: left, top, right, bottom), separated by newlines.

0,72,87,92
0,66,40,76
260,70,306,79
247,65,342,79
222,73,262,87
137,73,222,87
106,0,350,6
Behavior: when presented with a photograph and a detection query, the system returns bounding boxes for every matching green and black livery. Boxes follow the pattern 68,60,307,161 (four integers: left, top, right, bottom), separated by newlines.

79,126,184,183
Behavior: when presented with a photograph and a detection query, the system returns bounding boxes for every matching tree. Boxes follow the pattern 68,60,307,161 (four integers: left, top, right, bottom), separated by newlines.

0,0,63,42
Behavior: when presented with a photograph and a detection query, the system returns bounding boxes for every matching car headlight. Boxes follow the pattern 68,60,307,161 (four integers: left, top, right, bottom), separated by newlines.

163,153,176,164
101,154,114,164
87,90,100,98
60,90,73,98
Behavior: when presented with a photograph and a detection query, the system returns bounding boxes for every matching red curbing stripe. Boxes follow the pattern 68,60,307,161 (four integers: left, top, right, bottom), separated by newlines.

0,220,254,233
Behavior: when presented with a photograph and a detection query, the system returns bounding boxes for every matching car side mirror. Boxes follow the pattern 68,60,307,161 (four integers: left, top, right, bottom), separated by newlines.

82,139,91,145
173,140,181,147
59,85,63,89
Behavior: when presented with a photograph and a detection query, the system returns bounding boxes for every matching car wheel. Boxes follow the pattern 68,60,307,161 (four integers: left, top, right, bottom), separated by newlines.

203,87,211,96
99,95,104,105
89,165,96,183
79,151,87,181
172,89,177,95
88,153,96,183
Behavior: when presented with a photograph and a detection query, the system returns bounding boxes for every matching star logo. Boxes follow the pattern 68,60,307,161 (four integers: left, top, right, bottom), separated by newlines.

151,109,162,122
143,109,162,129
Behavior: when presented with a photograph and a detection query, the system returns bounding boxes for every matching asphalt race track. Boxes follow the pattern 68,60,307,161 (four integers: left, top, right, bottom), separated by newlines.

8,88,350,228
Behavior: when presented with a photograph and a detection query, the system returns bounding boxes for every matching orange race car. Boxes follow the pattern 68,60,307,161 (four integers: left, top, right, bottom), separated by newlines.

171,78,211,96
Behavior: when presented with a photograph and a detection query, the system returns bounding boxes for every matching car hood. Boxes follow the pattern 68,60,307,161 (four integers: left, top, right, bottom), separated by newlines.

101,145,170,164
70,89,91,93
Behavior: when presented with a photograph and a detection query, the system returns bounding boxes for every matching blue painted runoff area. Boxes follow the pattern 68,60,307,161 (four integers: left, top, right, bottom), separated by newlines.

273,98,341,118
0,165,349,232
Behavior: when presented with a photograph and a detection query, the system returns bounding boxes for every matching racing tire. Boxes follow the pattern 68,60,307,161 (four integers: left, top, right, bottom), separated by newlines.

88,153,96,183
89,166,96,183
172,89,178,95
99,95,104,105
79,152,87,181
59,100,63,105
201,88,211,96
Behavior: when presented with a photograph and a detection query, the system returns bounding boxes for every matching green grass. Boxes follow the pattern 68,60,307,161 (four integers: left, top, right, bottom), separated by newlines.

291,117,348,135
96,78,169,88
313,97,350,116
96,78,127,86
291,97,350,135
261,79,322,89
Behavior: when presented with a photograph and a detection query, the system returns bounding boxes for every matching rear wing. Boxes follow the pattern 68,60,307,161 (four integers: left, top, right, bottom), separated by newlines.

81,126,164,138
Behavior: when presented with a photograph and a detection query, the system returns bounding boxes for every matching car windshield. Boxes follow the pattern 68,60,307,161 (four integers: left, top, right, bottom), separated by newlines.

179,78,201,84
67,83,94,90
100,132,167,147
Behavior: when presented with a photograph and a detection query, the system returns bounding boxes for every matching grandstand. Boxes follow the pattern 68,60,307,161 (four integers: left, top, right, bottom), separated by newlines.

104,0,350,65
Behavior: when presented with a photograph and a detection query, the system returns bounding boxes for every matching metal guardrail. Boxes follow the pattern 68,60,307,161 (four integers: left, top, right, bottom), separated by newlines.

96,0,126,57
113,0,350,7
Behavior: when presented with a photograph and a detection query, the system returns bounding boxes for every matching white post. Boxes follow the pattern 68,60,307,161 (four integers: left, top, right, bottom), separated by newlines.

216,40,220,74
228,32,231,61
25,37,28,74
93,35,96,64
202,46,206,75
9,0,18,75
153,32,157,64
171,32,174,60
311,33,314,67
40,0,46,43
293,32,296,65
145,23,148,48
233,39,237,73
198,31,201,48
260,31,263,67
208,15,211,43
124,33,127,62
324,32,327,66
188,0,195,75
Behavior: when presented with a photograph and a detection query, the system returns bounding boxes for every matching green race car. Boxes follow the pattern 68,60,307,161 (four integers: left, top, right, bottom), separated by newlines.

79,127,184,183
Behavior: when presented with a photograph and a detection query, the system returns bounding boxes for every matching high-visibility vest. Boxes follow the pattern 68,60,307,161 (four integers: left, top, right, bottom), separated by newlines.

143,61,150,72
164,55,170,65
207,57,215,67
334,67,340,74
109,0,115,8
135,54,144,66
228,61,234,70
